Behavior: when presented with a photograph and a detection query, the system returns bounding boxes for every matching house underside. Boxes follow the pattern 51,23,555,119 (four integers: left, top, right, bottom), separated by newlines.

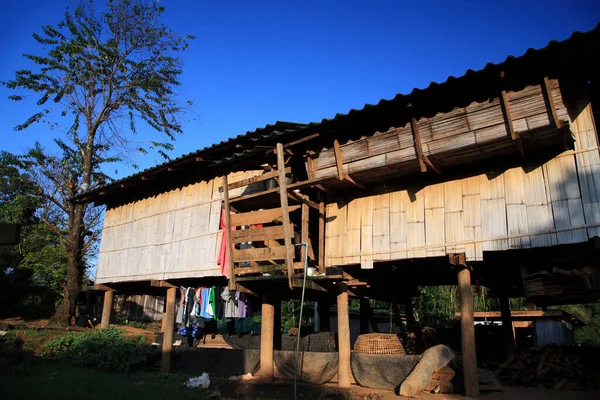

79,25,600,395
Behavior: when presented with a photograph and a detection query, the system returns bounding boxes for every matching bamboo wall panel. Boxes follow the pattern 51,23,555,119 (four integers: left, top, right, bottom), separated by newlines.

325,90,600,266
96,170,263,283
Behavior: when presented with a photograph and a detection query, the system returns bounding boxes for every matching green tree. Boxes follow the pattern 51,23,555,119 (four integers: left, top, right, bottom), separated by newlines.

0,152,68,317
2,0,193,325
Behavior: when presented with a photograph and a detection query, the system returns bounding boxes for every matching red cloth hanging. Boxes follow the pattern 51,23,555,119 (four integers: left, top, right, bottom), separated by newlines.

217,208,234,279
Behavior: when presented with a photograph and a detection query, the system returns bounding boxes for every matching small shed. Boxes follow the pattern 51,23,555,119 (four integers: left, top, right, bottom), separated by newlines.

471,310,585,346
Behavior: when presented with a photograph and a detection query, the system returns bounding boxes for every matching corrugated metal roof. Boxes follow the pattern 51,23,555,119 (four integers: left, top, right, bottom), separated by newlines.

78,23,600,203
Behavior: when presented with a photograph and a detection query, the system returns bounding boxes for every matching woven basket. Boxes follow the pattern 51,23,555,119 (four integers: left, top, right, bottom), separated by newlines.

353,333,405,355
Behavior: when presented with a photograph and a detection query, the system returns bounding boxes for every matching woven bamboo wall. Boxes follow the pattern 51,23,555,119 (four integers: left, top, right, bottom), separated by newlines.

325,91,600,267
96,171,263,283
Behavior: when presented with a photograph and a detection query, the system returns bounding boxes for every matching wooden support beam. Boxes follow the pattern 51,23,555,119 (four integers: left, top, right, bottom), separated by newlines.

161,286,177,373
337,282,352,387
222,175,236,289
291,278,327,292
287,190,320,210
458,267,480,397
150,279,177,288
448,252,467,267
347,279,369,286
260,293,275,382
276,143,295,289
541,77,564,129
94,284,113,291
499,74,525,157
541,76,569,150
283,133,320,148
220,167,291,192
318,195,325,271
230,225,292,244
233,247,287,262
100,289,114,329
344,174,368,190
300,194,310,266
230,205,300,227
333,139,345,180
499,295,516,358
410,116,428,173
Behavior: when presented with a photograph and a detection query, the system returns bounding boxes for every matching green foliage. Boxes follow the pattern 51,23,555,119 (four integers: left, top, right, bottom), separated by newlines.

414,286,526,326
41,327,150,372
556,302,600,347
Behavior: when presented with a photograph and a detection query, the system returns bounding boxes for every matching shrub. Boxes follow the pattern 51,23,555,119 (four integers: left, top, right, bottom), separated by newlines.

40,327,151,372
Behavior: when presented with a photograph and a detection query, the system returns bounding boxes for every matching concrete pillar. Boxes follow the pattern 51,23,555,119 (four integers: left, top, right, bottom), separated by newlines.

337,283,352,387
499,295,516,357
100,289,114,329
260,294,275,382
161,287,177,373
458,268,480,397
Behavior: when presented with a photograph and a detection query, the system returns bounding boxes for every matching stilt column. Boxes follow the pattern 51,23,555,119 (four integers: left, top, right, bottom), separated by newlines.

100,289,114,329
260,293,275,382
458,267,479,396
161,286,177,372
337,283,352,387
499,295,516,357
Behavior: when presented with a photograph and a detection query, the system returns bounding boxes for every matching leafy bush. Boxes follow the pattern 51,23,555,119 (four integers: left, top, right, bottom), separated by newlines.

40,327,151,372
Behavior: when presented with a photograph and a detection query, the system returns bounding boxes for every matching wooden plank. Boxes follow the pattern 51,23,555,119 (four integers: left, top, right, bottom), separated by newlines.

233,246,287,262
337,283,352,387
234,264,287,275
229,225,291,244
333,139,345,180
229,205,300,227
541,77,563,129
260,294,275,382
277,142,295,288
301,194,310,264
411,117,427,172
222,167,290,191
318,195,325,270
500,87,525,157
161,286,177,373
283,132,320,148
390,190,408,259
222,175,236,288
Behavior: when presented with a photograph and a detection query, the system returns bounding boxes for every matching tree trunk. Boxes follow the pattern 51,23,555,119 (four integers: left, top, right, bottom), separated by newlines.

48,192,86,326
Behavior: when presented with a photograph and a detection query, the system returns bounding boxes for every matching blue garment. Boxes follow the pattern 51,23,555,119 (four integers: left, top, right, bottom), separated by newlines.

199,287,212,318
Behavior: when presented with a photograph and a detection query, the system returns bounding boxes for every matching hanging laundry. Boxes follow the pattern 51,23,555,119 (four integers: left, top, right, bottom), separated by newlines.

200,287,212,318
221,289,238,318
207,287,215,318
237,291,248,319
217,209,235,279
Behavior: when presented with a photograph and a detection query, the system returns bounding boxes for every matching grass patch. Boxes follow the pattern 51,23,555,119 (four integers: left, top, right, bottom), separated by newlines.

0,360,210,400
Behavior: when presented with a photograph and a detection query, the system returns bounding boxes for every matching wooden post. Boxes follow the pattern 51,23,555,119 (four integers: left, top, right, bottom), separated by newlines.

301,194,309,264
404,297,416,334
260,293,275,382
360,297,370,334
276,143,295,289
222,175,236,289
499,295,516,357
100,289,114,329
318,194,325,271
337,283,352,387
457,268,480,396
161,286,177,373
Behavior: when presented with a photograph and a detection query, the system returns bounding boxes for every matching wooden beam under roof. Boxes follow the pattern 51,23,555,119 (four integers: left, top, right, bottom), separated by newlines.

410,116,428,173
500,72,525,157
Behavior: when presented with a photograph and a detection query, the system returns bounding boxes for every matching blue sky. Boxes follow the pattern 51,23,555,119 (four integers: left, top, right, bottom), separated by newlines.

1,0,599,179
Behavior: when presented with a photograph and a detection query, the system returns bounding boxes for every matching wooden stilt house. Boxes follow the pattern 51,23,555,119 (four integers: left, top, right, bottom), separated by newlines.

78,25,600,395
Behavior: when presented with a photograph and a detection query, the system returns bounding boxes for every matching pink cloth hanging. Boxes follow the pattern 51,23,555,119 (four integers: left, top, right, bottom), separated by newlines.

217,208,234,279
